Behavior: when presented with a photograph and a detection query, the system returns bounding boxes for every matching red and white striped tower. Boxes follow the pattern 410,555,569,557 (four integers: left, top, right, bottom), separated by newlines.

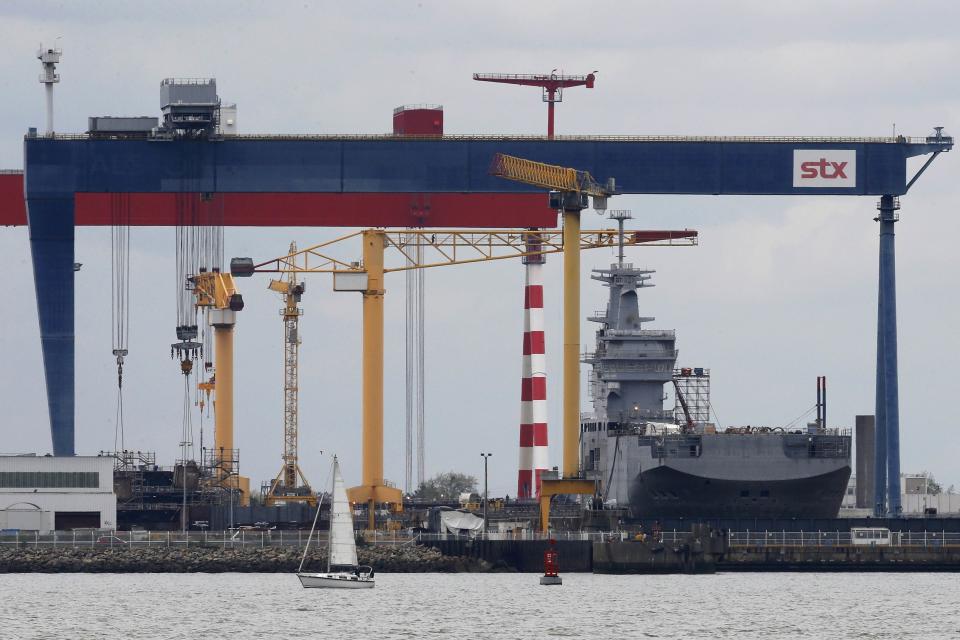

518,236,549,498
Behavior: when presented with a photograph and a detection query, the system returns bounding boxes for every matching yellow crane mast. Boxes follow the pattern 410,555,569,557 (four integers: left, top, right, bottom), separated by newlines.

264,243,316,506
235,225,697,530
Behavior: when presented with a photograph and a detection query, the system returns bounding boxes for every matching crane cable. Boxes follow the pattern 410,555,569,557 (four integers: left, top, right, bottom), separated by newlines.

181,368,194,463
111,194,131,452
781,403,818,431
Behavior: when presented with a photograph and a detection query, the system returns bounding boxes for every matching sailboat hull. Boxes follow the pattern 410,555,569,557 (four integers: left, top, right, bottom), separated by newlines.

298,572,375,589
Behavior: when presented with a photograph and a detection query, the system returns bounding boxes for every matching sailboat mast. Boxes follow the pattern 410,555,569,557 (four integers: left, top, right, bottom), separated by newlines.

328,457,337,573
298,491,325,573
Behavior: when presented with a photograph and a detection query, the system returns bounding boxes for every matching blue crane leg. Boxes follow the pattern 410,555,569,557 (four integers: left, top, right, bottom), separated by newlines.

878,195,901,514
27,196,75,455
873,268,887,516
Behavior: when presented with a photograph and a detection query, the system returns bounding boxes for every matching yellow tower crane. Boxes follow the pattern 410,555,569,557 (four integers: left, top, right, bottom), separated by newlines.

234,224,697,530
489,153,618,530
190,269,251,506
263,242,317,507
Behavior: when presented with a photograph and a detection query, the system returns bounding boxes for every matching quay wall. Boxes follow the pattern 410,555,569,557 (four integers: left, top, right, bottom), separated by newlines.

720,546,960,571
420,538,593,572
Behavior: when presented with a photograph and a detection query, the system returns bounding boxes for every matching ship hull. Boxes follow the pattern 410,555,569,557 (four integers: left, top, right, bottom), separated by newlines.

629,464,851,519
582,427,852,519
297,572,375,589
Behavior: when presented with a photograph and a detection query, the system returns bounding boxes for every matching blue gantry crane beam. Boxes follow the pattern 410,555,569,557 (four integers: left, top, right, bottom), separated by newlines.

19,130,953,516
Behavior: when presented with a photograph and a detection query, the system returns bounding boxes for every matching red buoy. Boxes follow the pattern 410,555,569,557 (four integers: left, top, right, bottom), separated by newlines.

540,538,562,585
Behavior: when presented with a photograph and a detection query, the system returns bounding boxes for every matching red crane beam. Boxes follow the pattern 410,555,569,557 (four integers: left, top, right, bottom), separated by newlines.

0,184,556,228
0,172,26,226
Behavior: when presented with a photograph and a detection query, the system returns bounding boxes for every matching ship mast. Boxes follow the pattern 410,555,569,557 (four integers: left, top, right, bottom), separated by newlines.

609,209,632,267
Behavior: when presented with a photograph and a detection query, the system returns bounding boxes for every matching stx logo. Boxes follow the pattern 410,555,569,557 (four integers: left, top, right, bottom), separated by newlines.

793,149,856,188
800,158,848,179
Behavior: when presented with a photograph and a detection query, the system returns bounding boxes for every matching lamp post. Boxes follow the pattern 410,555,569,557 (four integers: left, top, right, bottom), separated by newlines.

481,453,493,537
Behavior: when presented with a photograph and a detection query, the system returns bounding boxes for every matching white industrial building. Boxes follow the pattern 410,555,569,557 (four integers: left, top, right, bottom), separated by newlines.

841,473,960,516
0,455,116,533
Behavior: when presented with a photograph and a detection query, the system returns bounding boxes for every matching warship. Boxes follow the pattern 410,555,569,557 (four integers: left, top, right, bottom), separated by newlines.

580,260,851,519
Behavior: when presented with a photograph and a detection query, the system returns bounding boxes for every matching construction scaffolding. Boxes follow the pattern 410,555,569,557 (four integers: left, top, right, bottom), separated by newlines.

101,448,241,531
673,368,711,427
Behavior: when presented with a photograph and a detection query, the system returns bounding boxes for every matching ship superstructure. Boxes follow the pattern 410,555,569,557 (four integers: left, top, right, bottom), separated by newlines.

584,265,676,425
581,264,852,518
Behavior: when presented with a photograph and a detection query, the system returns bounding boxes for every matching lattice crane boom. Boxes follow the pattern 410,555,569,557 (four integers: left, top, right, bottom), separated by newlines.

489,153,612,198
240,228,695,276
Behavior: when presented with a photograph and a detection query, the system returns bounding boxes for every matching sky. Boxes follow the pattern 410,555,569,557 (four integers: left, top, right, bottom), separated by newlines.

0,0,958,498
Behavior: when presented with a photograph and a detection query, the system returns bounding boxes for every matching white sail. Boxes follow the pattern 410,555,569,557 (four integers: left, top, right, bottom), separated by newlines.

328,457,358,568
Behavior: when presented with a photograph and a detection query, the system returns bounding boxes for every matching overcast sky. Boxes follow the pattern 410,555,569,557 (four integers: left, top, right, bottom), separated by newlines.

1,1,958,497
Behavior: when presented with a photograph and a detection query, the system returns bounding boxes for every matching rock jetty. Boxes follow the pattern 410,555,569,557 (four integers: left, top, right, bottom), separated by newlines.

0,544,491,573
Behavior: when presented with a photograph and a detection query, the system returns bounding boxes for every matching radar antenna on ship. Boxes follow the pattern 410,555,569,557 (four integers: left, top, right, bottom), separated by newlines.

608,209,633,266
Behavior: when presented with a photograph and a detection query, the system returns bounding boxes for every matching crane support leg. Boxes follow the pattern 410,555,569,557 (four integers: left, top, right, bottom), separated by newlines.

212,311,236,480
876,195,901,515
363,232,384,529
27,196,76,456
562,208,581,477
873,263,887,516
348,230,402,528
538,478,595,531
211,310,250,506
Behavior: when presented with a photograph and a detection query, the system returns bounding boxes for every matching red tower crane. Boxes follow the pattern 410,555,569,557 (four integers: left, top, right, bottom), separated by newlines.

473,71,597,138
473,72,596,500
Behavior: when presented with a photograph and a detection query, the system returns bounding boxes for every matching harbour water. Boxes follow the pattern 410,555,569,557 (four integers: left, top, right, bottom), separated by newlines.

1,572,957,639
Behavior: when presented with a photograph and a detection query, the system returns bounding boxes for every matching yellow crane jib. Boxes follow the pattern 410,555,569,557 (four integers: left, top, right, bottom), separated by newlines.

489,153,615,211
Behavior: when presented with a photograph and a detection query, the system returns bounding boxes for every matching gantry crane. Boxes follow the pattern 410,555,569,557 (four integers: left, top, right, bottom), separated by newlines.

489,153,618,530
233,225,696,529
263,242,317,507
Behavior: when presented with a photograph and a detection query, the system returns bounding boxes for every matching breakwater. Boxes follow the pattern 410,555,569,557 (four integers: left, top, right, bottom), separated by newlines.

5,532,960,573
0,544,489,573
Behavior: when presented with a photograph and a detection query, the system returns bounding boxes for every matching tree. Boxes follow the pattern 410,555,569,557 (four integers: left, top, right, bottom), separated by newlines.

413,471,478,502
924,473,943,495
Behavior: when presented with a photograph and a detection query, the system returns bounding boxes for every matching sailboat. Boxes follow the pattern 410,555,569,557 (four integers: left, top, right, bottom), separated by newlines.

297,456,375,589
